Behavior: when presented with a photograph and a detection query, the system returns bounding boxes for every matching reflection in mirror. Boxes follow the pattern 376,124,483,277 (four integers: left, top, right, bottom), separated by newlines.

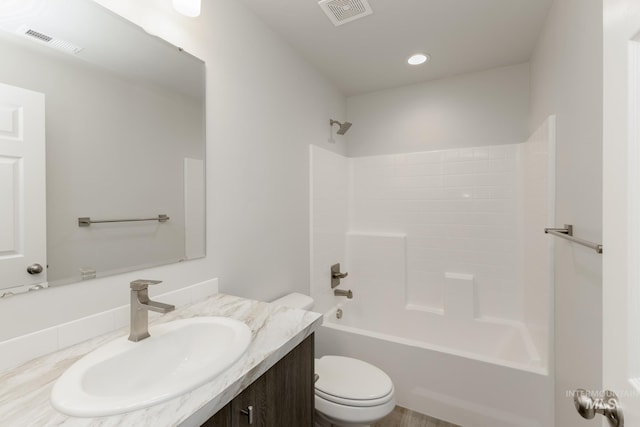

0,0,206,292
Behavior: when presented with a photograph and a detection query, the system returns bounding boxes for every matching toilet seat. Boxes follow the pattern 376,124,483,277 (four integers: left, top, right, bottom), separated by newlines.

315,386,395,407
315,356,394,407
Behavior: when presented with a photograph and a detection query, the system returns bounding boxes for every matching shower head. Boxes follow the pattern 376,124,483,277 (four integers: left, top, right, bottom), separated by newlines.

330,119,353,135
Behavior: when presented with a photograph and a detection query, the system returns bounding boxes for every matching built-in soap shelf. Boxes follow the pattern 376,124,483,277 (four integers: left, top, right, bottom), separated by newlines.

405,272,478,319
443,273,477,319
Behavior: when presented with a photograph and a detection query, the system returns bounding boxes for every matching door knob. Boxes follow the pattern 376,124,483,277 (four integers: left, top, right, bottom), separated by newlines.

574,389,624,426
27,263,44,275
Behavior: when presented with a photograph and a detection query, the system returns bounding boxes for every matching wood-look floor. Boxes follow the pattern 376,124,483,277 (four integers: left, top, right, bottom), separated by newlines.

372,406,461,427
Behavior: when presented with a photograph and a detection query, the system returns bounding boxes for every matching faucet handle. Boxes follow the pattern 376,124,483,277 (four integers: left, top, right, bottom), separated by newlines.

331,263,349,288
130,279,162,291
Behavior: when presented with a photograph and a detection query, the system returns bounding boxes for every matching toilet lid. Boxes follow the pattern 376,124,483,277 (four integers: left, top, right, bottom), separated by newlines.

315,356,393,403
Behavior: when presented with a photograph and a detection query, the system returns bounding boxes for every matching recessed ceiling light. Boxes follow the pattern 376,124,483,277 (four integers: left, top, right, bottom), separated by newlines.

407,53,430,65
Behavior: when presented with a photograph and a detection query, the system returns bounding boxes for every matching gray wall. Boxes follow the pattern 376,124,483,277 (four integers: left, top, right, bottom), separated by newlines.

0,0,347,340
529,0,603,425
346,63,530,157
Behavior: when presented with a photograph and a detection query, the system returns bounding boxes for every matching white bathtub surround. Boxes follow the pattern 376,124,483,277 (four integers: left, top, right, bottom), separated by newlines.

347,144,524,320
0,278,219,373
309,117,555,427
0,293,322,427
310,118,554,338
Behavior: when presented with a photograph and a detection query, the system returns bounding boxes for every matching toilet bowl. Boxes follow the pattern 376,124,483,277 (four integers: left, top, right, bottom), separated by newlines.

272,293,396,427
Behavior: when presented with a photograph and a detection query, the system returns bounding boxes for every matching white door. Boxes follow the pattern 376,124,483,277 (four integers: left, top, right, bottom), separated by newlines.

0,82,46,291
602,0,640,426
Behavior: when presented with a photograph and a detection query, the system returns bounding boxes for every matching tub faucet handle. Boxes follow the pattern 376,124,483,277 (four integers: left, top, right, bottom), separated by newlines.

331,263,348,288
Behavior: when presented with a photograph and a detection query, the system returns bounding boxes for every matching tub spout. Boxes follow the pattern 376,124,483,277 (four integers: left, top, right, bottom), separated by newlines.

334,289,353,299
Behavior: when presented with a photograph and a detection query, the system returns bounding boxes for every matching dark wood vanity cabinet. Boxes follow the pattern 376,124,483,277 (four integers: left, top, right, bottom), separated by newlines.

202,334,314,427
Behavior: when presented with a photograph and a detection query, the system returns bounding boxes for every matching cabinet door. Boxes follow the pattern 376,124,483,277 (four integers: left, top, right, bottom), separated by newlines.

201,334,315,427
264,334,314,426
202,402,232,427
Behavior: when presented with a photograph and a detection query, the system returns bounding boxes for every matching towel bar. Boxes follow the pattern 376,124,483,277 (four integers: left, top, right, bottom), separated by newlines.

78,214,170,227
544,224,603,254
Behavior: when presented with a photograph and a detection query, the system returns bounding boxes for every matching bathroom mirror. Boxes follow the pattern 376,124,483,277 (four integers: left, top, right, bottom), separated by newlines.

0,0,206,291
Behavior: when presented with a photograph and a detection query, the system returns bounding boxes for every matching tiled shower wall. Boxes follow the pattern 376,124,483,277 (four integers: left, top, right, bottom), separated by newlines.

350,145,524,321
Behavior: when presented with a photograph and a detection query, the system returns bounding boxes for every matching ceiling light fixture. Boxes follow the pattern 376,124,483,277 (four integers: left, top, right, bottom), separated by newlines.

407,53,430,65
172,0,201,17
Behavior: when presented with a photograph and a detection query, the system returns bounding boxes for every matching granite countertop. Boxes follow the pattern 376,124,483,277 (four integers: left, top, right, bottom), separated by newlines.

0,293,323,426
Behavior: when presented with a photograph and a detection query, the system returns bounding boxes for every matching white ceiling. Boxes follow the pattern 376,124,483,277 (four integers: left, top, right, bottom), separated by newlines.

236,0,553,96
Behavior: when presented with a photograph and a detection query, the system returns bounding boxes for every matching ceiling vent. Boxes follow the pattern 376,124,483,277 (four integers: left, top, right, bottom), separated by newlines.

17,25,83,54
318,0,373,26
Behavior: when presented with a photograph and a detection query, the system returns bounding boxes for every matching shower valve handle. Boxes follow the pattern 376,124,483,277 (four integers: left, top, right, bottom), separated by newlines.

331,263,348,288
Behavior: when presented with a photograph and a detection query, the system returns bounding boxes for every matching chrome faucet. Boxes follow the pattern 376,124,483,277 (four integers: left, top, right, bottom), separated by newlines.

128,279,175,342
334,289,353,299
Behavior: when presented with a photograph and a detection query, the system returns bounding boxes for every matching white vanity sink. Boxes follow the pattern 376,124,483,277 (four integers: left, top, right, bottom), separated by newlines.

50,316,252,417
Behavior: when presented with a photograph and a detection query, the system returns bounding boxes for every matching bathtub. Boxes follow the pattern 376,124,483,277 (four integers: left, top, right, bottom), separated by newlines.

315,300,552,427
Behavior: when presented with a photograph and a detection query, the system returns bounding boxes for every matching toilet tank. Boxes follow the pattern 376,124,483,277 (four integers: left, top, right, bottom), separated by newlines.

271,293,314,310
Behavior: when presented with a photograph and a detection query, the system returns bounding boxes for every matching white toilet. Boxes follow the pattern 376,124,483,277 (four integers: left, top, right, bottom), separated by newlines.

272,293,396,427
